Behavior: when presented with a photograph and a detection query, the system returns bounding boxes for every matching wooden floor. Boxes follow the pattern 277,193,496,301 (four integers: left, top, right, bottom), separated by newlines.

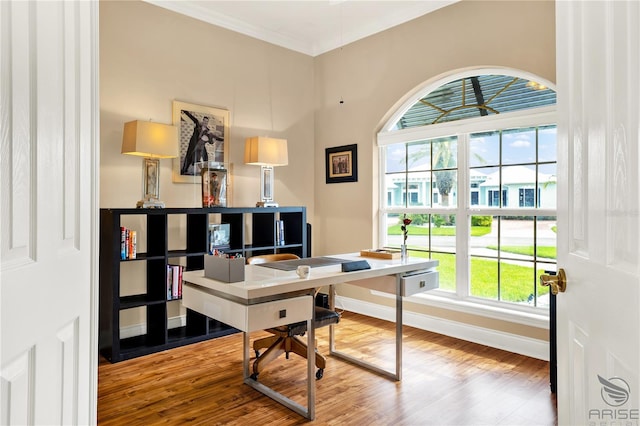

98,312,557,425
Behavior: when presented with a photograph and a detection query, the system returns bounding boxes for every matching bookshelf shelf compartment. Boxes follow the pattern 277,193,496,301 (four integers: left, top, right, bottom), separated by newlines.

99,206,307,363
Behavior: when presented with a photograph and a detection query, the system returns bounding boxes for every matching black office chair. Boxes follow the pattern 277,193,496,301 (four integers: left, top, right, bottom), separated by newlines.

246,254,340,380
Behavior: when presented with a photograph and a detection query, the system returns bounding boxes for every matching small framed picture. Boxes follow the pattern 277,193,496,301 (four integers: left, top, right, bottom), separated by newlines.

201,166,227,207
143,158,160,200
325,144,358,183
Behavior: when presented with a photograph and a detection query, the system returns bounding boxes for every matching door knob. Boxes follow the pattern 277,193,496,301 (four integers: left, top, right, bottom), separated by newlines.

540,268,567,295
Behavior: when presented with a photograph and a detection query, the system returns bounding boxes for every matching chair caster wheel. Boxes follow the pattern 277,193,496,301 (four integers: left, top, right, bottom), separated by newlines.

250,373,259,381
316,369,324,380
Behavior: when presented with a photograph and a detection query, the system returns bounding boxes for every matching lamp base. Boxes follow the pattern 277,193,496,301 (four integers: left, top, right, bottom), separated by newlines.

136,198,166,209
256,201,279,208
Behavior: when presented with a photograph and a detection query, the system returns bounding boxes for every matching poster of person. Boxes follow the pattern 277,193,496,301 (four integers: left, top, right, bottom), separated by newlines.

201,167,227,207
172,100,229,183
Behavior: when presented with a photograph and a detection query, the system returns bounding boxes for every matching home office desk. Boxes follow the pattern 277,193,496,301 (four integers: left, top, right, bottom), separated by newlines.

182,253,438,420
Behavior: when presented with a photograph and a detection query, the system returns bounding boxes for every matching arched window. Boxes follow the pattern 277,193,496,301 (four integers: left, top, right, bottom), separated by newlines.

378,70,556,313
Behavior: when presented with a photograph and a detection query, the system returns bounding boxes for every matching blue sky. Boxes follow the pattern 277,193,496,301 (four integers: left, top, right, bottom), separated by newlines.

385,125,557,173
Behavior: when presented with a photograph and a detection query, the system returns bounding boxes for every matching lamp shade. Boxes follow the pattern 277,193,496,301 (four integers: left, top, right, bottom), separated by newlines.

122,120,178,158
244,137,288,166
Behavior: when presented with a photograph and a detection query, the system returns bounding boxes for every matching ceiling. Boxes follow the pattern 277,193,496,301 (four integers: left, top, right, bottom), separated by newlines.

145,0,459,57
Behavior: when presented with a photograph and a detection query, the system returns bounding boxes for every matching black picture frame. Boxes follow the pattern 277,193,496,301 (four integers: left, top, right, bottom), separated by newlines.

325,144,358,184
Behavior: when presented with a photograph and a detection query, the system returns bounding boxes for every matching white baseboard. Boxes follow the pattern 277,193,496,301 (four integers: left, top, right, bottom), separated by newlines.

336,295,549,361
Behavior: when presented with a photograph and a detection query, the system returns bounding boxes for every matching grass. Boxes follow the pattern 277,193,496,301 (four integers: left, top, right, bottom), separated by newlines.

407,250,550,302
390,222,554,303
387,224,491,237
486,245,557,259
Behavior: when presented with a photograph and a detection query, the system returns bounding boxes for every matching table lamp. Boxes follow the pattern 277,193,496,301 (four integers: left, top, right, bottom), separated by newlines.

122,120,178,208
244,136,288,207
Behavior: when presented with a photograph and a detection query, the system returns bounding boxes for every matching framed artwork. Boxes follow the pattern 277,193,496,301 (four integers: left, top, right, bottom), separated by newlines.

201,166,227,207
172,100,229,183
325,144,358,184
143,158,160,200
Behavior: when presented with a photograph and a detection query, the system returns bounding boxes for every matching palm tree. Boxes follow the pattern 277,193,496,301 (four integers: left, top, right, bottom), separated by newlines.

407,137,457,224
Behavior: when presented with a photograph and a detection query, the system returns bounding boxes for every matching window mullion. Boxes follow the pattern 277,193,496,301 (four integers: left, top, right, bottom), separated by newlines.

457,133,470,299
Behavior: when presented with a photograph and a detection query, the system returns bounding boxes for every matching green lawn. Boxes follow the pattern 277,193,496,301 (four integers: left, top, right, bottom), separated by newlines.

387,224,491,237
407,250,550,302
486,245,557,259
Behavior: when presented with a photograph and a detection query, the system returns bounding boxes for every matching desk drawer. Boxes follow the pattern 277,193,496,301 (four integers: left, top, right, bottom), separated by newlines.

182,284,313,332
401,271,439,296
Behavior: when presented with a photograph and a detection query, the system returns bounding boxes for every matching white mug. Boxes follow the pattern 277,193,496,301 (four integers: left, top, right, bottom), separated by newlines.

296,265,310,279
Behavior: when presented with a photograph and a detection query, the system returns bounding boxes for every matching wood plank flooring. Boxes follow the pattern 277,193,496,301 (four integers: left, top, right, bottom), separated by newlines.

98,312,557,425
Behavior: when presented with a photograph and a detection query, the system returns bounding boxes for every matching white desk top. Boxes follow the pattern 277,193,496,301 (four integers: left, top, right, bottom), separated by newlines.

182,253,438,302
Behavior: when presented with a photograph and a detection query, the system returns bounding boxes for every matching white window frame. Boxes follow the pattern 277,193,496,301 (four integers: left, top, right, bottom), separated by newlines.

377,70,556,324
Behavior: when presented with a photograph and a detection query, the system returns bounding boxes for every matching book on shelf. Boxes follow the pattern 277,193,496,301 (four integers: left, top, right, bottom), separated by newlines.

120,227,137,260
166,264,183,300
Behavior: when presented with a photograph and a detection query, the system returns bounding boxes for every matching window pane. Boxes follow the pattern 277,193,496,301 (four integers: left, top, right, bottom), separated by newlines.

502,127,536,165
470,131,499,167
500,217,533,259
538,125,557,163
433,170,457,208
471,166,498,207
384,173,407,208
407,141,431,171
406,172,431,207
470,257,498,300
470,215,495,257
500,261,536,304
431,252,455,292
385,143,407,173
538,163,557,209
502,165,535,208
537,217,557,261
432,137,457,169
432,214,455,253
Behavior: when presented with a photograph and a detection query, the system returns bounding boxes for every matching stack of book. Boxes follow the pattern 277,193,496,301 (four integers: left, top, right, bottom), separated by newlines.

120,227,137,260
275,220,285,246
167,264,183,300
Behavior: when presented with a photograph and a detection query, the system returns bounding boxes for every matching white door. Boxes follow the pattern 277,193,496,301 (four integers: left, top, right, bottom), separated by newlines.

0,1,99,424
556,1,640,424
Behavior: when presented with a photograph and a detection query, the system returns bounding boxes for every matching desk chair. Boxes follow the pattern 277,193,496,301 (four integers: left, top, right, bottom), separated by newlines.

246,253,340,380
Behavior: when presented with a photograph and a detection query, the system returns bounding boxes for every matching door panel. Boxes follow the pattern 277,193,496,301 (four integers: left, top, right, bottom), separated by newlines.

557,1,640,423
1,1,98,424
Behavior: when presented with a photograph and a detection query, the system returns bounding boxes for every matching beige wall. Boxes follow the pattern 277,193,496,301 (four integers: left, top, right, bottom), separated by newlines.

313,0,555,255
312,0,555,341
100,0,555,341
100,0,315,212
100,0,315,326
